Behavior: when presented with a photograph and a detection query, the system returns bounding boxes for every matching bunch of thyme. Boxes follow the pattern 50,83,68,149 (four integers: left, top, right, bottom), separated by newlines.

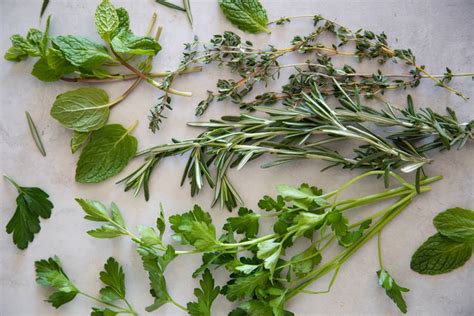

120,82,472,209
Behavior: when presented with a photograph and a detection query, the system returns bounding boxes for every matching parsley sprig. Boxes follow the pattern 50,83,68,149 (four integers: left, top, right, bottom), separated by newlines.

77,171,442,314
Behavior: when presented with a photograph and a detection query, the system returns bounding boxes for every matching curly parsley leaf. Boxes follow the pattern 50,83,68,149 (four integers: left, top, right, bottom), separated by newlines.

187,269,220,316
5,176,53,249
433,207,474,243
35,256,79,308
218,0,270,34
377,269,409,313
75,123,138,183
410,232,472,275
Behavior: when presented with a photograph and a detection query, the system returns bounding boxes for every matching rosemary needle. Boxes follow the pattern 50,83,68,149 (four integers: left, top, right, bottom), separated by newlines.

25,111,46,157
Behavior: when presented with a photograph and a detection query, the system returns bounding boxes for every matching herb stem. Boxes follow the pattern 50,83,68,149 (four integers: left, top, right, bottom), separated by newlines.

3,175,21,190
79,291,132,313
25,111,46,157
377,231,383,269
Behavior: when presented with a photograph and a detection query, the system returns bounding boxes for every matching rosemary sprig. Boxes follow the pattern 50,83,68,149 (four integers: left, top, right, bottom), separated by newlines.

25,111,46,157
120,83,472,209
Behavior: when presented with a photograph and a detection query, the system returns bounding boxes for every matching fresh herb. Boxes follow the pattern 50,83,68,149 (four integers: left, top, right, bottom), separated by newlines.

4,175,53,249
40,0,50,18
35,256,138,315
218,0,270,34
183,0,193,26
411,207,473,275
122,83,472,208
76,123,138,183
155,0,194,26
25,111,46,156
79,171,442,314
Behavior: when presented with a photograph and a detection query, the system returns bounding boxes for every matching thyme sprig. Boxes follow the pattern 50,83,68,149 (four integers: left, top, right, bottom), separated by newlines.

120,83,472,209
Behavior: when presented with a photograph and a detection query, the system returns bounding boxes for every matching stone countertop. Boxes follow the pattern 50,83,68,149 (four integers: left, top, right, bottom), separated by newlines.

1,0,473,315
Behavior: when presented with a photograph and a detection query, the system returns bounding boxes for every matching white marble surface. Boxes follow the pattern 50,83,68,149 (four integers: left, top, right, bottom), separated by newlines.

1,0,473,315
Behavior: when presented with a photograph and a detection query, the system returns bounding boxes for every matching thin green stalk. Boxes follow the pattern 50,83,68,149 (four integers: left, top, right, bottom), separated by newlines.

79,291,133,313
25,111,46,157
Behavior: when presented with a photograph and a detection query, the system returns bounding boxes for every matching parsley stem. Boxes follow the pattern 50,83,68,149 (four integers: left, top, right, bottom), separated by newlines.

78,291,132,313
4,175,21,190
170,297,188,312
377,231,383,269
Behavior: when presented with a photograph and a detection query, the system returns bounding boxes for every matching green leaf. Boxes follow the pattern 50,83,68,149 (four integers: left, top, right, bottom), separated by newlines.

45,47,76,77
75,198,110,221
71,131,90,153
218,0,270,34
257,239,281,276
225,271,269,301
4,46,29,61
433,207,474,243
377,269,409,314
227,207,260,238
230,300,274,316
187,269,220,316
95,0,119,43
35,256,79,308
91,308,119,316
99,257,126,303
31,57,63,82
88,225,125,238
258,195,285,212
138,225,162,246
5,177,53,249
50,87,110,132
115,8,130,35
52,35,112,69
410,233,472,275
291,245,321,278
111,30,161,56
75,124,137,183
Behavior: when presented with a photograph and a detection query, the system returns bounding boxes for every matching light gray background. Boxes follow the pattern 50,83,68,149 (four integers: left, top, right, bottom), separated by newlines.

1,0,473,315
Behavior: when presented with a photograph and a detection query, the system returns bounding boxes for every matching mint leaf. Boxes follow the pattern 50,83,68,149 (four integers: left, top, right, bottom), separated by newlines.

410,233,472,275
35,256,79,308
71,130,90,153
99,257,126,303
95,0,119,43
5,176,53,249
75,124,137,183
187,269,220,316
5,33,42,61
433,207,474,243
111,30,161,56
115,8,130,35
218,0,270,34
52,35,112,69
50,87,110,132
31,57,64,82
377,269,409,313
227,207,260,238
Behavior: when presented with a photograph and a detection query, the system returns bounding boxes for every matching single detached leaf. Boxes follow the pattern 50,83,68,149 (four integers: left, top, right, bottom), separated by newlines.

50,87,110,132
52,35,112,69
377,269,409,314
433,207,474,243
410,233,472,275
71,130,90,153
5,176,53,249
99,257,126,303
95,0,119,43
218,0,270,34
187,269,220,316
111,30,161,56
35,256,79,308
76,124,137,183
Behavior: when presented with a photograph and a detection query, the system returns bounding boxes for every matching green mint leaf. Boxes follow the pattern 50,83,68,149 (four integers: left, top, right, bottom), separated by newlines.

225,271,269,301
45,47,76,76
5,177,53,249
111,30,161,56
291,245,321,278
95,0,119,43
99,257,126,303
218,0,270,34
71,131,91,153
433,207,474,243
187,269,220,316
227,207,260,238
4,46,29,61
52,35,112,69
31,57,64,82
75,124,137,183
410,232,472,275
114,8,130,35
377,269,409,313
50,87,110,132
35,256,79,308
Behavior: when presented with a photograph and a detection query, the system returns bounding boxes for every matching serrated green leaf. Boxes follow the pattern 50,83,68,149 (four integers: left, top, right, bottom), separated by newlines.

95,0,119,43
52,35,112,69
225,271,269,301
75,198,110,222
75,124,137,183
218,0,270,34
138,225,162,246
71,130,90,153
88,225,125,238
50,87,110,132
433,207,474,243
410,233,472,275
115,8,130,35
377,269,409,313
227,207,260,238
99,257,126,303
257,239,281,277
5,177,53,249
187,269,220,316
31,57,63,82
111,30,161,56
91,307,119,316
